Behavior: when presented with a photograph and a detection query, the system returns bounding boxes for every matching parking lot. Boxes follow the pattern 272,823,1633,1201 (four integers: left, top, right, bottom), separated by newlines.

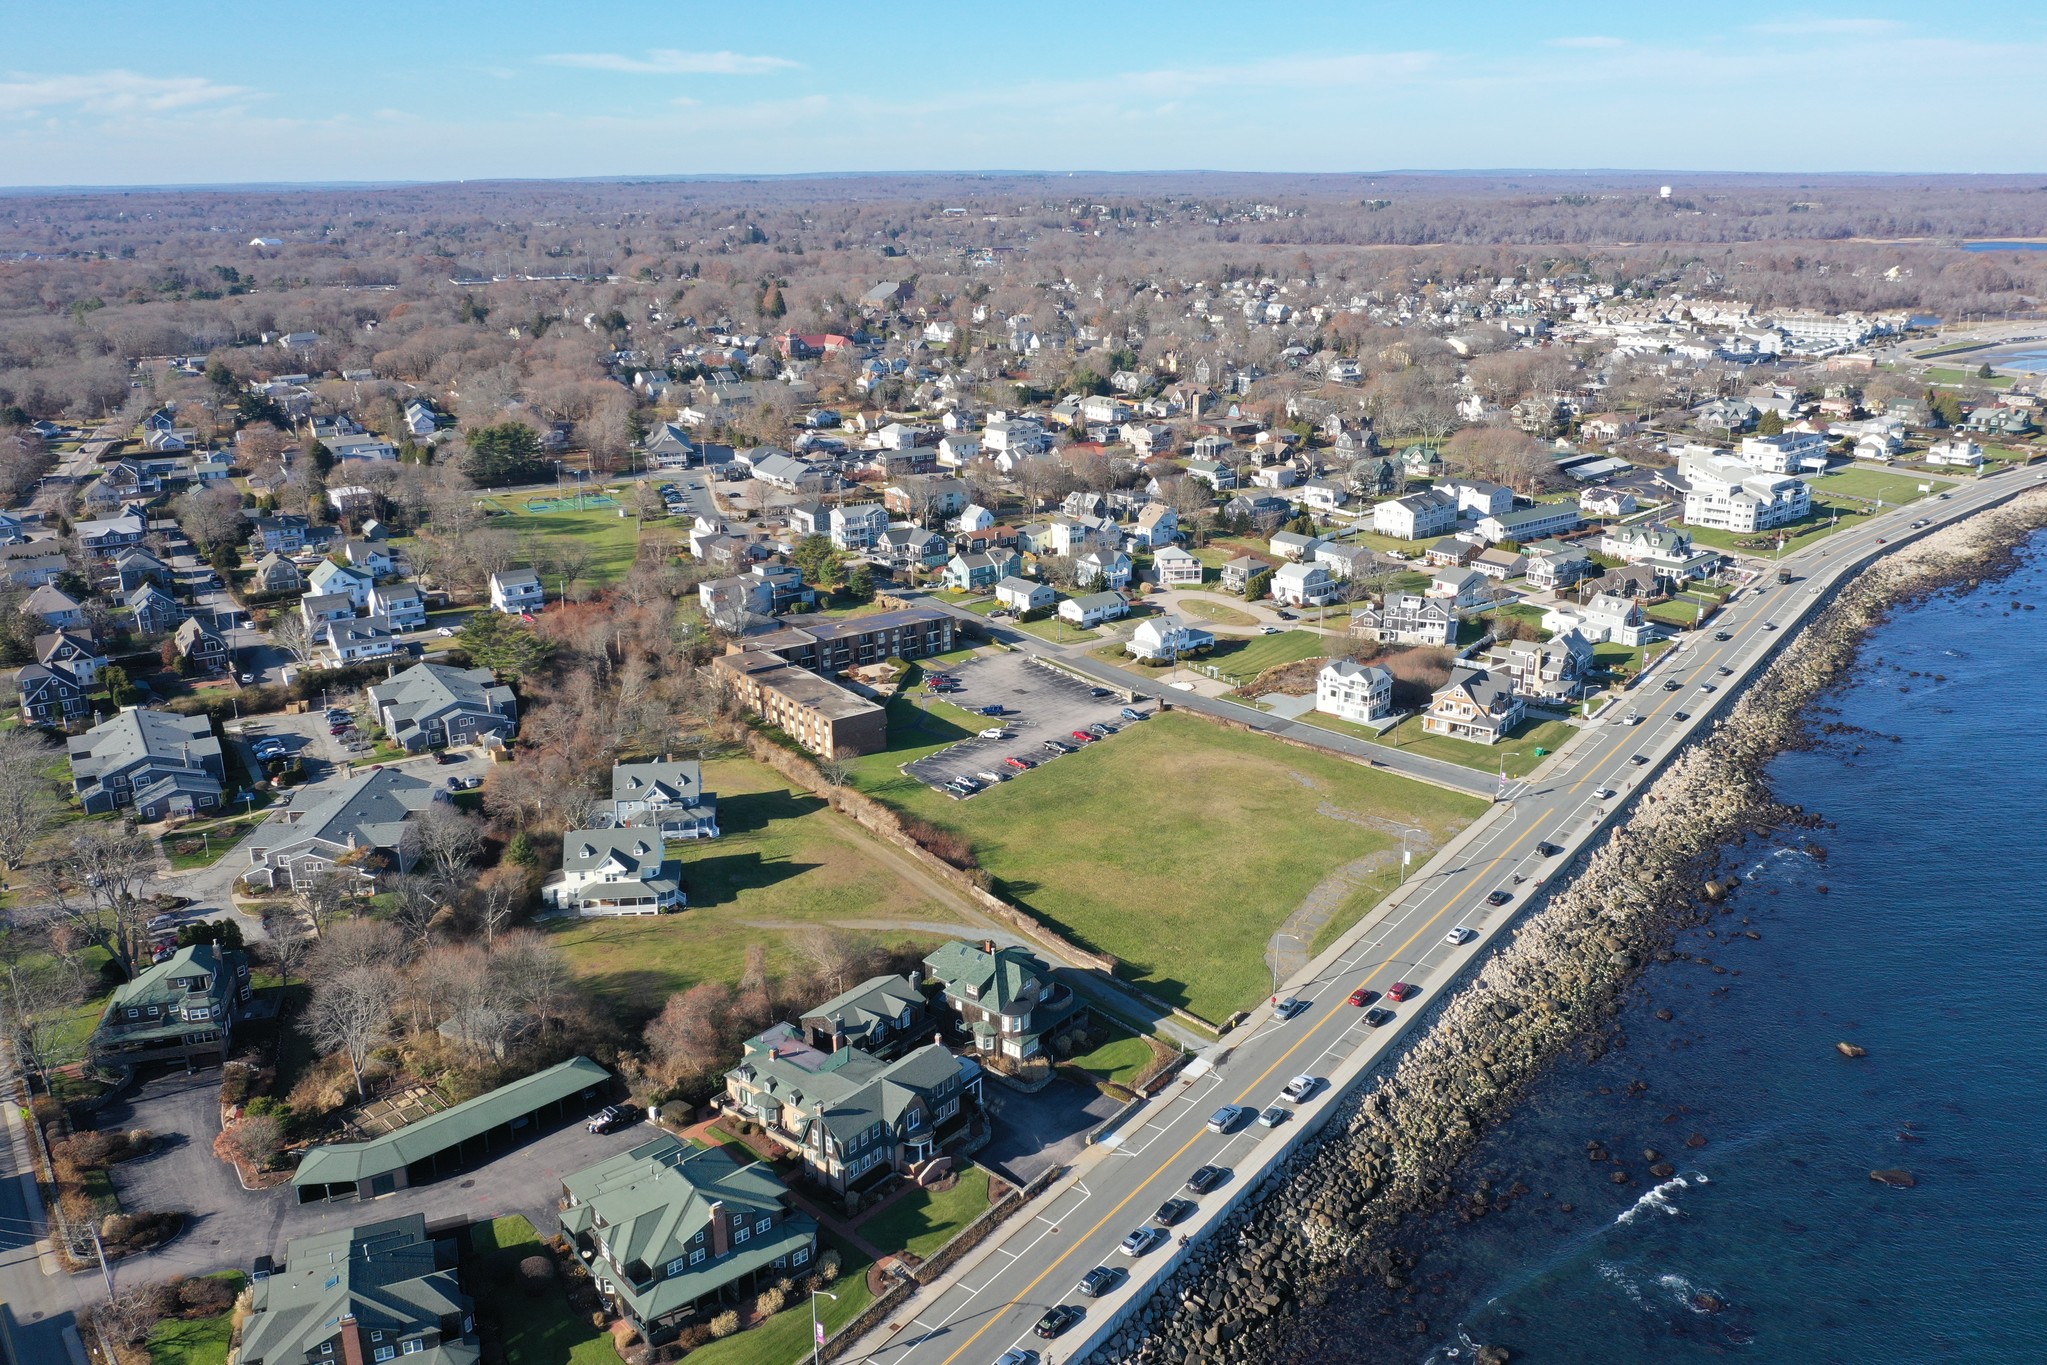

904,651,1149,797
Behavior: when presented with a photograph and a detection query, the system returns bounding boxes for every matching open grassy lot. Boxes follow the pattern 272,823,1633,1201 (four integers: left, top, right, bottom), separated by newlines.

849,712,1483,1020
470,1216,614,1365
1200,630,1332,685
684,1231,873,1365
549,756,971,1021
1367,715,1579,779
1812,468,1953,503
858,1165,992,1261
146,1272,247,1365
1924,366,2013,388
1013,614,1104,645
1175,595,1258,627
1646,598,1701,628
1681,498,1881,557
477,489,685,586
1063,1027,1165,1089
159,811,268,869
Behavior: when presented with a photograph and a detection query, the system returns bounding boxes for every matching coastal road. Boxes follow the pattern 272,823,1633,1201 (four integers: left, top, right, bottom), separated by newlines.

838,467,2037,1365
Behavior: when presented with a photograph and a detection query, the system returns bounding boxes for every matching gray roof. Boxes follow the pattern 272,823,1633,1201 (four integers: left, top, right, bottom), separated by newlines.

611,759,703,807
559,828,682,893
368,662,515,743
239,1213,476,1365
800,973,926,1047
246,766,441,864
68,708,218,787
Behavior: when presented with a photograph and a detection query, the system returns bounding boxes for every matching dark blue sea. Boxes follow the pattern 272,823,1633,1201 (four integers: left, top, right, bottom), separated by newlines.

1332,533,2047,1364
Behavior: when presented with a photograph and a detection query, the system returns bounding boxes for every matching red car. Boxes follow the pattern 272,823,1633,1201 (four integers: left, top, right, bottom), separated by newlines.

1347,986,1379,1007
1005,755,1033,771
1070,729,1098,743
1387,982,1419,1003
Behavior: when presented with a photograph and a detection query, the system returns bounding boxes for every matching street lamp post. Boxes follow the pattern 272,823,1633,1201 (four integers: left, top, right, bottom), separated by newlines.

810,1288,839,1365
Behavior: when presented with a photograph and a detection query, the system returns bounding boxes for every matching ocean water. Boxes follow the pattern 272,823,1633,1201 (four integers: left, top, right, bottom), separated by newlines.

1318,533,2047,1364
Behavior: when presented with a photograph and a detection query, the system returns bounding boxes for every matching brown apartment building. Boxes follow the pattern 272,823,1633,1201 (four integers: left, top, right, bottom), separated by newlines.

710,607,955,760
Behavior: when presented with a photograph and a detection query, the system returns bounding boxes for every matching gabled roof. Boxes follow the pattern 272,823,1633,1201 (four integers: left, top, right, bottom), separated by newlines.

923,940,1047,1013
612,759,702,806
367,663,515,741
239,1213,476,1365
68,708,218,784
246,766,440,862
800,973,926,1044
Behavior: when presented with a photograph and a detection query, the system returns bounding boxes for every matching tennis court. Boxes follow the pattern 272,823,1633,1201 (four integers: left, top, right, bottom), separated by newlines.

524,493,619,512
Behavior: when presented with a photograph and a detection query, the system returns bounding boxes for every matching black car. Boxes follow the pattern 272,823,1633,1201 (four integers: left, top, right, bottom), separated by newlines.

1275,609,1297,620
1185,1165,1229,1194
1077,1266,1121,1298
1485,889,1513,906
1154,1197,1197,1227
1363,1007,1396,1027
433,750,458,765
1629,754,1649,766
587,1104,639,1134
1673,711,1691,722
1663,679,1682,691
1034,1305,1083,1339
1713,631,1733,641
1537,842,1564,857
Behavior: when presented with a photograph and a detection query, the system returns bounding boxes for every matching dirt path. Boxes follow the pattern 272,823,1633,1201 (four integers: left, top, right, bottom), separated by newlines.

1264,775,1442,981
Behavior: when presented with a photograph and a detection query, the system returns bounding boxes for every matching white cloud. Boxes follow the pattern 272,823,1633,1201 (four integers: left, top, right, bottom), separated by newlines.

0,69,254,117
540,48,800,75
1749,16,1905,35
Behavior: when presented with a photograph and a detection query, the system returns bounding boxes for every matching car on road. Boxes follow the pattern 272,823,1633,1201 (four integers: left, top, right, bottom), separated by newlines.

1207,1105,1248,1133
1347,985,1380,1007
1444,926,1477,946
1033,1306,1083,1339
1260,626,1281,635
586,1104,639,1134
1713,631,1733,641
436,626,457,637
1120,707,1146,721
1486,889,1513,906
1594,787,1617,800
1078,1266,1122,1298
1257,1105,1290,1128
978,728,1008,739
1939,491,1952,499
1717,665,1734,675
1005,755,1035,771
1274,609,1297,620
1274,996,1307,1019
1673,711,1691,722
1186,1165,1229,1194
1663,679,1682,691
1281,1075,1320,1103
1629,754,1649,766
1154,1197,1197,1226
1622,712,1643,726
1364,1007,1396,1027
1387,982,1419,1002
996,1349,1038,1365
1538,842,1564,856
1118,1226,1168,1257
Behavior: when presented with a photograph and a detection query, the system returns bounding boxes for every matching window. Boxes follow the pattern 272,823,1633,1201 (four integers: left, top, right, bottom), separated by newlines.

402,1341,424,1356
733,1223,750,1245
755,1216,772,1235
374,1349,395,1363
793,1246,810,1267
689,1248,705,1266
372,1333,384,1343
667,1257,686,1277
126,1008,139,1020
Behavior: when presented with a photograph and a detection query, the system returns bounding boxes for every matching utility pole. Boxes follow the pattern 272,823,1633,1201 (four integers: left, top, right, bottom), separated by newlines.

811,1288,838,1365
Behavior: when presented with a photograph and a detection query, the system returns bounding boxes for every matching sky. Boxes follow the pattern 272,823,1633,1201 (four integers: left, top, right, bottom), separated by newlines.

1,1,2042,187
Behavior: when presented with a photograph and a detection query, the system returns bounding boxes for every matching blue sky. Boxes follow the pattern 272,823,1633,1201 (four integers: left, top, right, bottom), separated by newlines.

1,1,2040,186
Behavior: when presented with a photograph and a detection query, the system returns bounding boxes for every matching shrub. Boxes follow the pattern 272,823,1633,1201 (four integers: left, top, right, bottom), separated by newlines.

220,1062,257,1108
708,1310,740,1339
518,1255,556,1292
179,1274,236,1317
754,1285,786,1317
609,1320,641,1350
228,1115,285,1170
817,1249,842,1284
672,1323,715,1351
659,1101,691,1128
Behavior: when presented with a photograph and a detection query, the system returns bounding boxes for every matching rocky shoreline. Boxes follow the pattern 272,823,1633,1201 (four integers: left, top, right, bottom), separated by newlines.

1085,491,2047,1365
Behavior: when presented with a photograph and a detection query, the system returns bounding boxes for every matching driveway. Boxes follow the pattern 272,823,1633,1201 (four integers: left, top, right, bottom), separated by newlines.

974,1073,1125,1187
902,652,1150,795
97,1065,654,1284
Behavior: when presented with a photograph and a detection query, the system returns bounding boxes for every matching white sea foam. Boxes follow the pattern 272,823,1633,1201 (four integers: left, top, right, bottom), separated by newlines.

1597,1261,1646,1307
1615,1174,1690,1225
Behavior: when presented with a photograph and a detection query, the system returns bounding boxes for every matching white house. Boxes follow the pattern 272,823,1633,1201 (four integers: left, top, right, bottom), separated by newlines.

543,830,686,916
1373,489,1459,541
1152,545,1203,587
1925,436,1985,469
1057,590,1129,628
1129,503,1179,549
1427,566,1494,615
1437,479,1514,518
1679,451,1812,533
489,569,546,614
307,560,374,609
1127,614,1215,661
957,503,996,533
1739,431,1831,474
1073,550,1133,590
1579,487,1637,517
828,503,889,551
1315,660,1394,725
1272,561,1338,607
1544,592,1651,647
994,576,1055,613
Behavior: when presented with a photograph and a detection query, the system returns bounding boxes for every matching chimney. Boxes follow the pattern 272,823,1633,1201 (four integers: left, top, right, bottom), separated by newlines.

981,939,995,956
339,1318,367,1365
831,1014,845,1052
709,1201,729,1258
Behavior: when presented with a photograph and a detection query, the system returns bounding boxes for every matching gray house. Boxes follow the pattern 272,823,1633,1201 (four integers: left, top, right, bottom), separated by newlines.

67,709,224,818
367,662,518,753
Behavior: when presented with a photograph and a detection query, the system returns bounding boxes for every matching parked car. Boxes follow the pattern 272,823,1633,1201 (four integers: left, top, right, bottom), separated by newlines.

1486,889,1513,906
975,770,1007,786
433,750,459,765
1363,1007,1395,1027
1120,706,1145,721
1077,1266,1121,1298
979,705,1006,716
1594,787,1617,800
146,913,179,933
996,1349,1038,1365
1070,729,1098,743
586,1104,638,1134
1185,1165,1229,1194
1088,722,1115,737
1444,926,1477,946
1005,756,1034,771
436,626,457,637
1033,1307,1082,1340
978,728,1008,739
1257,1105,1289,1128
1281,1075,1319,1103
1089,687,1110,698
1043,740,1074,755
1275,609,1297,620
1206,1105,1248,1134
1118,1226,1168,1257
1673,711,1691,722
1154,1197,1197,1226
1387,982,1418,1002
1537,842,1564,857
1629,754,1649,766
1347,985,1379,1007
237,671,255,684
1274,996,1307,1019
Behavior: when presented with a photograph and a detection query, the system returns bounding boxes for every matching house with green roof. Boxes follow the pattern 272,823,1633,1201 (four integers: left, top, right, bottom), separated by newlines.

922,940,1080,1063
238,1214,477,1365
560,1134,816,1344
795,973,931,1060
722,1022,976,1196
88,942,249,1070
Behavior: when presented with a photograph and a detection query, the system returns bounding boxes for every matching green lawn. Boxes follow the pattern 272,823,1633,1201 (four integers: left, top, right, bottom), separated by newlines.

1923,366,2013,388
1175,596,1258,627
549,756,972,1022
1811,468,1953,504
847,712,1483,1020
684,1231,873,1365
145,1273,246,1365
469,1217,614,1365
1062,1028,1161,1089
1367,715,1580,779
858,1166,993,1261
478,491,685,586
1645,599,1701,628
1201,630,1332,685
159,812,268,870
1013,614,1103,645
1681,500,1878,558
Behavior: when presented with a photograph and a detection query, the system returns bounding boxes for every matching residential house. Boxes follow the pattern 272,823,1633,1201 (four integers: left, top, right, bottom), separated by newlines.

942,550,1017,593
1471,547,1528,580
127,582,184,636
828,503,890,551
323,615,400,664
1346,455,1404,498
544,830,686,916
36,629,106,686
403,398,441,437
1477,503,1583,545
343,540,397,575
75,508,150,553
1524,542,1600,590
368,662,520,753
883,479,968,521
560,1136,817,1344
1493,631,1596,704
1421,667,1526,744
67,708,224,818
16,663,92,727
1153,544,1203,586
368,580,426,631
1185,459,1237,491
1223,493,1290,525
1678,450,1812,533
489,569,546,614
1220,555,1271,593
1268,530,1325,561
1425,537,1476,568
923,939,1081,1063
721,1024,974,1196
308,559,374,608
88,942,249,1070
1439,479,1515,519
1271,561,1337,607
1578,592,1652,646
1579,486,1638,517
1926,436,1986,469
299,592,355,633
786,502,828,538
1374,489,1459,541
172,617,229,671
1127,613,1216,661
1966,404,2038,438
22,583,88,630
1428,566,1495,615
1315,659,1394,725
241,766,443,890
1739,431,1831,474
1057,590,1129,629
607,759,719,840
797,975,930,1059
957,503,996,534
1129,503,1180,549
1350,591,1456,648
248,514,309,553
877,525,948,572
250,553,303,594
993,576,1056,614
1302,478,1349,513
1073,549,1132,591
113,548,174,593
1599,524,1718,580
237,1216,476,1365
748,451,818,493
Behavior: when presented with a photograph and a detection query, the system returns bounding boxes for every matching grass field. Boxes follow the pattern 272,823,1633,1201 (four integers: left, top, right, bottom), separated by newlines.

478,489,686,586
1201,630,1332,685
1924,367,2013,388
1812,468,1953,503
1013,614,1104,645
1175,596,1259,627
146,1273,247,1365
1367,715,1579,778
549,756,972,1021
159,812,268,869
1681,499,1879,557
1646,599,1702,628
684,1231,873,1365
858,1166,993,1261
848,712,1483,1020
470,1217,613,1365
1063,1028,1166,1089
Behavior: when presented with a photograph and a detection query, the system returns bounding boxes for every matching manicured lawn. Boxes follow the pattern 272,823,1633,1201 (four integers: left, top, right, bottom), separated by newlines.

1367,715,1580,779
684,1231,873,1365
1175,596,1258,627
1593,639,1672,680
146,1273,246,1365
849,713,1483,1020
1013,614,1103,645
1062,1028,1162,1089
549,757,972,1021
859,1166,992,1261
159,812,267,869
478,491,685,586
1923,366,2013,388
1681,500,1876,557
470,1217,614,1365
1811,468,1952,504
1646,599,1701,628
1201,630,1331,685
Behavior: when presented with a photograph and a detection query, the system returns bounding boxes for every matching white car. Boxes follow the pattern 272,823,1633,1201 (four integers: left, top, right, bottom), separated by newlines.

1281,1074,1319,1103
436,626,457,637
1622,712,1643,726
1444,926,1477,946
1594,787,1617,800
978,728,1008,739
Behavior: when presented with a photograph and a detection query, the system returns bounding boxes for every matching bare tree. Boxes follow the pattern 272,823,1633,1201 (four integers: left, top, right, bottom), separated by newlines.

260,910,313,989
0,926,83,1083
311,916,403,976
384,873,442,953
306,961,400,1098
797,926,859,1000
0,726,60,871
406,804,486,892
36,825,154,975
645,980,737,1086
471,873,521,946
171,483,247,553
269,611,312,666
291,869,354,935
488,930,569,1027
